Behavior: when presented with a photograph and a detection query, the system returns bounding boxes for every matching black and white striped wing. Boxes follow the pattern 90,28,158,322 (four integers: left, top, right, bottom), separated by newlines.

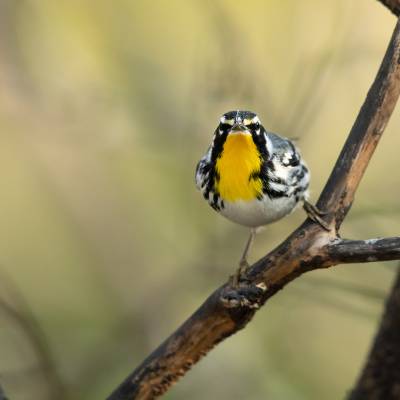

195,146,212,190
263,132,310,201
195,147,224,211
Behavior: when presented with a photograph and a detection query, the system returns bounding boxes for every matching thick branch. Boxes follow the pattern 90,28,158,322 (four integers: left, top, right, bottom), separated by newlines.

328,237,400,264
107,18,400,400
316,16,400,228
377,0,400,16
348,268,400,400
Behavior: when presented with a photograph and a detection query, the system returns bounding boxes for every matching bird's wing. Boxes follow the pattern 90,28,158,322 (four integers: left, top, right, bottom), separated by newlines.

195,146,212,190
266,132,301,167
261,131,309,199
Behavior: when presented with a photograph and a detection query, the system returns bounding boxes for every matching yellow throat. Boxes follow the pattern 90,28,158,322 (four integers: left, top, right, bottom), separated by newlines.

215,132,263,201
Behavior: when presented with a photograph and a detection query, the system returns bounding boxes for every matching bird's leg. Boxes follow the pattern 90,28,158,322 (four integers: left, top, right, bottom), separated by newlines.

303,200,330,231
230,228,257,287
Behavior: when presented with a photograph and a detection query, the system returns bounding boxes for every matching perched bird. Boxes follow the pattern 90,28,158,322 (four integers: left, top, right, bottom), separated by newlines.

195,110,326,286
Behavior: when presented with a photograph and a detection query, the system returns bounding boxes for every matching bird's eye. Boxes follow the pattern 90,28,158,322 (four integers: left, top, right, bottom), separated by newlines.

248,122,260,131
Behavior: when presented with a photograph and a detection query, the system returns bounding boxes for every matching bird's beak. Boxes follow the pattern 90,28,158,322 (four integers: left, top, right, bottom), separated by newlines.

230,123,249,134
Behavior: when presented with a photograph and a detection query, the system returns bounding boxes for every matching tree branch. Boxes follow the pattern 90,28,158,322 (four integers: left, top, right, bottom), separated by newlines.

328,237,400,264
377,0,400,16
315,12,400,228
107,17,400,400
348,268,400,400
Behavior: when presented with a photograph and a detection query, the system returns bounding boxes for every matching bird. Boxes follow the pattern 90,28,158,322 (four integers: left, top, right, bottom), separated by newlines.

195,110,327,287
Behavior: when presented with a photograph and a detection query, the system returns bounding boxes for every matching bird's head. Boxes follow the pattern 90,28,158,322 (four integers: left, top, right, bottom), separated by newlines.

218,110,262,137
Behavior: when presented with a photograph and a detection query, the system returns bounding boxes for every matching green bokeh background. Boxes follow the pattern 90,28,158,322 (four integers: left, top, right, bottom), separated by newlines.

0,1,399,399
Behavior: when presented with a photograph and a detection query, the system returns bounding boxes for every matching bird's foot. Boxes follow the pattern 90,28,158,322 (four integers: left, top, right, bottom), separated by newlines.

303,200,330,231
221,281,267,309
229,259,250,288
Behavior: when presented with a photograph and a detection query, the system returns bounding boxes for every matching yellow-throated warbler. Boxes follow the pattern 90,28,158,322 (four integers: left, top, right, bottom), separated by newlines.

195,110,326,286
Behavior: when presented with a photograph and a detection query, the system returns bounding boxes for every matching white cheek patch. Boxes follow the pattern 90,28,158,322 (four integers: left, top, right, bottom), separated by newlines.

206,147,212,161
264,133,274,155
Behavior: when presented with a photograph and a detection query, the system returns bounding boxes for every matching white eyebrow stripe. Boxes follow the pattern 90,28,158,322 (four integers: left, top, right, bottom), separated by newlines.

243,117,260,125
220,117,234,125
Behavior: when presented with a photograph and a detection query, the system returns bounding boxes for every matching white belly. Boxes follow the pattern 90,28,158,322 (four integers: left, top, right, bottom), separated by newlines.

219,195,299,227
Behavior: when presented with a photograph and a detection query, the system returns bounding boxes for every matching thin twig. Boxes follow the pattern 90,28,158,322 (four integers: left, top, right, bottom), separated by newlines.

328,237,400,263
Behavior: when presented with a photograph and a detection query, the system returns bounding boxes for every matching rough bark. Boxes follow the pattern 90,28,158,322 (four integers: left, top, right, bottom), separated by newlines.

107,14,400,400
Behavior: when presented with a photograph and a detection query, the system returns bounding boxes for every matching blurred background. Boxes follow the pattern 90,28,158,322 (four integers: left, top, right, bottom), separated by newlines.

0,1,399,399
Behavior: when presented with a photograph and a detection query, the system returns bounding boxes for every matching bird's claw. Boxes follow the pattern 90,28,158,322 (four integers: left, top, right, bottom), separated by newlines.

221,282,267,309
303,200,331,231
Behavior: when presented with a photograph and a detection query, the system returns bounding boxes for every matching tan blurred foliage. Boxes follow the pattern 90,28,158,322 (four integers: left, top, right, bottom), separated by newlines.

0,1,399,399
